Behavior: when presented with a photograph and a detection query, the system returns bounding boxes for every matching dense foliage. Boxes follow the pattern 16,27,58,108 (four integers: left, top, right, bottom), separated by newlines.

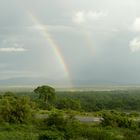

34,85,55,102
0,93,35,123
56,90,140,111
0,87,140,139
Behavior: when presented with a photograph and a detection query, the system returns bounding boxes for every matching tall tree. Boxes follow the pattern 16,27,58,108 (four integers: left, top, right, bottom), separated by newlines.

34,85,55,102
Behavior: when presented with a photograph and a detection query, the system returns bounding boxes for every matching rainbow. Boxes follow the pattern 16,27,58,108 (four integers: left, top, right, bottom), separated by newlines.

28,12,73,86
18,0,73,86
28,13,69,76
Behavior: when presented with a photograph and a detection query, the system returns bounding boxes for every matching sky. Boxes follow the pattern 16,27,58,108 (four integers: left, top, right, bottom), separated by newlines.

0,0,140,87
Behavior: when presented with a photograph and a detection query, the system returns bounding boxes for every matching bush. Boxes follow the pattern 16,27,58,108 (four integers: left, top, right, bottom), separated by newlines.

39,130,64,140
123,130,140,140
77,126,120,140
0,96,35,123
102,111,138,129
45,112,68,131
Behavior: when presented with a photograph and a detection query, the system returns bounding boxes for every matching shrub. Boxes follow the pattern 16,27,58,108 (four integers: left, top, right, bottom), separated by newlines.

39,130,64,140
0,96,35,123
102,111,138,129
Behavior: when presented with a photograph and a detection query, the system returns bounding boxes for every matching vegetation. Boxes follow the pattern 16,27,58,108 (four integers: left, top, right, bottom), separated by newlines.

34,85,55,103
55,90,140,112
0,93,35,123
0,86,139,139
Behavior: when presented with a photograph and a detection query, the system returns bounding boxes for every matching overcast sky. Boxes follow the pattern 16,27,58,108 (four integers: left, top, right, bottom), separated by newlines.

0,0,140,86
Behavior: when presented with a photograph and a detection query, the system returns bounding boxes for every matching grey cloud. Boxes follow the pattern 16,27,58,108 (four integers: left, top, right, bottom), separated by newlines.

0,0,140,86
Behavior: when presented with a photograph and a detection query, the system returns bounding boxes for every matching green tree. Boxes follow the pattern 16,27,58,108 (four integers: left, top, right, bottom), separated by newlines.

34,85,55,102
3,92,16,98
102,111,138,129
0,96,35,123
46,112,66,130
56,98,81,111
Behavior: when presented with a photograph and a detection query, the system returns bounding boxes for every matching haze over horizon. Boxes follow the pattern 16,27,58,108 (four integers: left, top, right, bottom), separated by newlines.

0,0,140,87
